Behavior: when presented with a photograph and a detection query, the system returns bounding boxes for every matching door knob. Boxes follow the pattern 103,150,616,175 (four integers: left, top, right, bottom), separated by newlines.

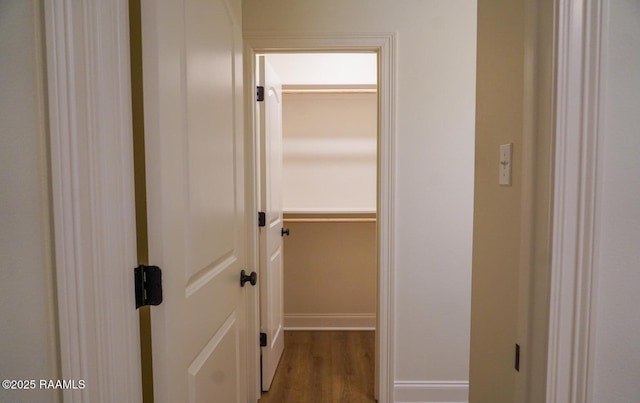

240,270,257,287
281,228,290,237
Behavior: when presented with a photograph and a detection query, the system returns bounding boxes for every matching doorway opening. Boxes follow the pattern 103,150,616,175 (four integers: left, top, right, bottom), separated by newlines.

245,33,396,403
256,52,379,400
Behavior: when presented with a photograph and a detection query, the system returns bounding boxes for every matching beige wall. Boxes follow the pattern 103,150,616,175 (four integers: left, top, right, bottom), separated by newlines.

282,91,377,212
283,214,377,328
244,0,476,398
0,1,61,402
281,91,377,328
470,0,525,397
470,0,554,402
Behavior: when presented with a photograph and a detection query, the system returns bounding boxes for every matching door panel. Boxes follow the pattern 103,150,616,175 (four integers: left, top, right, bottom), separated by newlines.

187,312,241,403
258,56,285,391
141,0,247,402
185,0,237,289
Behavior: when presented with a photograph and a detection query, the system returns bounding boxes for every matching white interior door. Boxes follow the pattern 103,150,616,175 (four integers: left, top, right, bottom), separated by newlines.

140,0,248,402
258,56,285,391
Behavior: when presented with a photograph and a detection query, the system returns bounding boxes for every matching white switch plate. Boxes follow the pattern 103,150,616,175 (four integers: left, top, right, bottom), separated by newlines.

499,143,513,186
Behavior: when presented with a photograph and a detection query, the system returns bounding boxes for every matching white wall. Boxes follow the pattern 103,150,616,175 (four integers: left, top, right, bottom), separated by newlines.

244,1,476,401
0,1,60,402
591,1,640,401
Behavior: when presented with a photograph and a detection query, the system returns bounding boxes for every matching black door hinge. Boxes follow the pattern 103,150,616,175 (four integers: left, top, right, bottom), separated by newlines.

258,211,266,227
257,86,265,102
260,332,267,347
135,265,163,309
515,343,520,372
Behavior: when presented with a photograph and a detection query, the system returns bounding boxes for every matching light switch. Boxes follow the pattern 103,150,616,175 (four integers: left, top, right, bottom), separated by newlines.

499,143,513,186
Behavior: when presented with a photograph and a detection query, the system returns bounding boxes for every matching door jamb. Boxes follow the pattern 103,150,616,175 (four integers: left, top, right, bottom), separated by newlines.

546,0,606,401
43,0,143,401
243,33,397,403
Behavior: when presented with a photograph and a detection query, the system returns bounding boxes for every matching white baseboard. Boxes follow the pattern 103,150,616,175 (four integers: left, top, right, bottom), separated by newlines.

394,381,469,403
284,314,376,330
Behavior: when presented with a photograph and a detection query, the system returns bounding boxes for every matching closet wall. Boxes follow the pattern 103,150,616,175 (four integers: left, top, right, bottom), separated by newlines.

282,89,377,329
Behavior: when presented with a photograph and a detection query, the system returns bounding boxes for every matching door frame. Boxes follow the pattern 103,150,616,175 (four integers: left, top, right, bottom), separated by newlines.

546,0,606,402
243,33,397,403
43,0,143,401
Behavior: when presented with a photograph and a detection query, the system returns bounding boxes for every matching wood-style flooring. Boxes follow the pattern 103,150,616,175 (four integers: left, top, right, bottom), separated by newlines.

259,331,376,403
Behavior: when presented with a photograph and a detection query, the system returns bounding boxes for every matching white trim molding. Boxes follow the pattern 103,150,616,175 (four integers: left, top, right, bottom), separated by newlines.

395,381,469,403
284,314,376,330
44,1,142,402
547,0,606,402
243,32,397,403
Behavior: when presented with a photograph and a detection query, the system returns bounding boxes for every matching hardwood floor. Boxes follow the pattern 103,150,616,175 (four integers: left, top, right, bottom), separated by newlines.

259,331,376,403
